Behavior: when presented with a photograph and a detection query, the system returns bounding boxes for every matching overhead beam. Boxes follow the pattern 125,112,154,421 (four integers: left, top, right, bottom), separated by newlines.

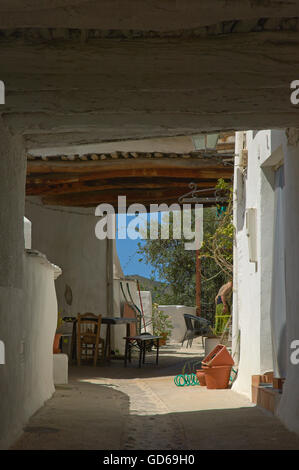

22,113,299,150
26,157,231,174
2,88,292,117
0,2,298,30
26,169,232,184
41,187,219,207
0,30,299,145
1,33,298,87
26,178,221,196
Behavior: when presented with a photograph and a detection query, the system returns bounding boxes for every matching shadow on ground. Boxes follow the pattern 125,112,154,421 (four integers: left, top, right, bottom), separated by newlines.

11,387,299,450
69,345,204,381
123,407,299,450
10,342,299,450
11,380,130,450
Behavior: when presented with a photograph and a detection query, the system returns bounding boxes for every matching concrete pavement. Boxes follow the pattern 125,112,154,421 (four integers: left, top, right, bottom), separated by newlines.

11,343,299,450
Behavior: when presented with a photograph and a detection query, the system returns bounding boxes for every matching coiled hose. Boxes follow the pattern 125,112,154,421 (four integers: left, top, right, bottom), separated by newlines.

174,373,199,386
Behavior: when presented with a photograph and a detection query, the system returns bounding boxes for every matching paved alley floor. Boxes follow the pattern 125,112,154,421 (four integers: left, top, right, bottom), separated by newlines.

11,342,299,450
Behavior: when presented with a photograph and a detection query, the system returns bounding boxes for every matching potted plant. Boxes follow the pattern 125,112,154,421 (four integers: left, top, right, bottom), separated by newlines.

152,303,173,345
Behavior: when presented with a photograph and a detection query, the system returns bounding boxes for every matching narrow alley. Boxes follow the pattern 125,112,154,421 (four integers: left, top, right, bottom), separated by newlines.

2,2,299,454
11,344,299,450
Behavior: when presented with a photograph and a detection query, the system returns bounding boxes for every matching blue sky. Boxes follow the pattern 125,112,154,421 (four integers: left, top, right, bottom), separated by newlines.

116,212,159,279
116,237,155,278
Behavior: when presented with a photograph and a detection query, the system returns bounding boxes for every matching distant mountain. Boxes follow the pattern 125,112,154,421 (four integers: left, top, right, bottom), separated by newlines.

125,274,164,290
125,274,171,302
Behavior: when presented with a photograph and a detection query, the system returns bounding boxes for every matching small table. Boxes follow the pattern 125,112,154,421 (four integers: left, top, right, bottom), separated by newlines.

69,316,137,362
124,334,162,368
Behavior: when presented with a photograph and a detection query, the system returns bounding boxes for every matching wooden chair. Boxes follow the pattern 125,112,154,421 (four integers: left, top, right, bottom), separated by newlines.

77,313,104,366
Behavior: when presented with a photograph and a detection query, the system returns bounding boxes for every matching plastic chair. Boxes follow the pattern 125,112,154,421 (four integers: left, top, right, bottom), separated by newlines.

182,314,212,348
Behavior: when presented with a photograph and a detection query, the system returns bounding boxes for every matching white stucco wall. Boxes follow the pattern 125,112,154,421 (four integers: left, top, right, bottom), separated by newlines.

273,129,299,435
24,217,32,249
140,291,153,334
25,201,108,319
112,279,153,354
233,128,299,436
0,252,60,449
24,204,148,356
158,305,197,343
233,130,275,397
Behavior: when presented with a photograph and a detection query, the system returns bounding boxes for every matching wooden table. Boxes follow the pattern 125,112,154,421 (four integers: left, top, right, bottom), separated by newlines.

124,334,162,368
69,316,137,362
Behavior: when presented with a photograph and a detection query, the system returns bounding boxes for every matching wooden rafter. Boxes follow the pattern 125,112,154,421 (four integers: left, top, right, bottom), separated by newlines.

41,187,220,207
26,178,218,196
26,150,234,207
26,157,231,174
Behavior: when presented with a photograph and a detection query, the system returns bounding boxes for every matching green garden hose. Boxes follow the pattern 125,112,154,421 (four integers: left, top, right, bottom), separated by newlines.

174,373,199,387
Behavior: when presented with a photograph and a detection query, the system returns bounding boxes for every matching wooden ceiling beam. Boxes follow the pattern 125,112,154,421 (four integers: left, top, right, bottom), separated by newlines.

41,187,217,207
27,167,233,183
26,178,221,196
26,158,229,175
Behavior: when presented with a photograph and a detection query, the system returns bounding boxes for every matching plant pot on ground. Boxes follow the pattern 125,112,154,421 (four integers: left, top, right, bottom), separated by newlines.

53,333,62,354
53,311,63,354
159,332,168,346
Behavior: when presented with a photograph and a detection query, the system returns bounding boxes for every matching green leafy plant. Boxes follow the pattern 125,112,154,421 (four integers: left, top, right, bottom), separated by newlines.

199,179,233,277
151,303,173,340
137,208,226,309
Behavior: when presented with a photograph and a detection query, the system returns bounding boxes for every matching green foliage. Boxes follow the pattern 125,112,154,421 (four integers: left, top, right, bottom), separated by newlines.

151,303,173,338
137,188,231,321
137,213,197,306
200,179,234,277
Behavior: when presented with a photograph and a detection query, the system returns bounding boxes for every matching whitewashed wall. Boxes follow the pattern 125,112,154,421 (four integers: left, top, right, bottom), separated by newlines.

0,121,61,449
233,130,275,397
112,279,153,354
140,291,153,334
25,201,108,319
273,129,299,435
0,251,60,449
158,305,196,343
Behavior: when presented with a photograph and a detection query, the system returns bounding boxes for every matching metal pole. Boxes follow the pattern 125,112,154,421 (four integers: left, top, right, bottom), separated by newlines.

196,250,201,316
136,280,147,332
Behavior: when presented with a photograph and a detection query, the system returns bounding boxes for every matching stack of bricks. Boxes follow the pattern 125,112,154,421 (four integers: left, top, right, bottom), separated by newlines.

251,372,285,414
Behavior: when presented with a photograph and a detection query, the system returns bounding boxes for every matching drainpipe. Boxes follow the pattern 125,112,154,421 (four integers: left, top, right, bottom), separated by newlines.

106,238,114,316
232,131,245,366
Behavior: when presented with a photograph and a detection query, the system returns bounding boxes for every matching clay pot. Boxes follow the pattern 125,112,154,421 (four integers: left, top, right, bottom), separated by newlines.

202,344,234,367
203,364,232,389
159,333,168,346
53,333,62,354
196,369,206,386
